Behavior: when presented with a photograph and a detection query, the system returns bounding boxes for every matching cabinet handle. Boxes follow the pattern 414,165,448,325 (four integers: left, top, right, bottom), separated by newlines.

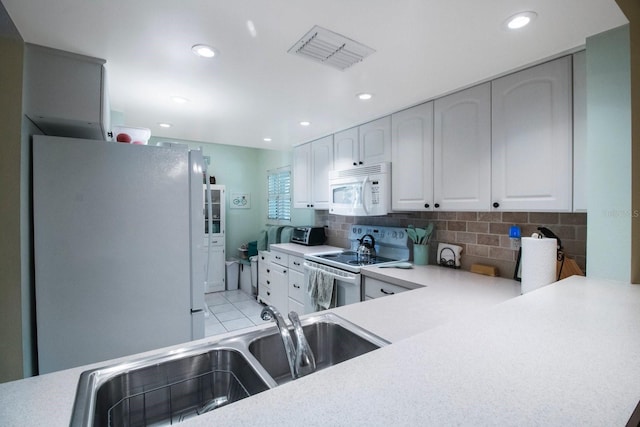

284,270,287,274
293,261,301,266
380,288,395,295
424,203,430,208
353,162,357,166
434,203,440,208
267,291,271,296
267,269,270,273
493,202,500,208
293,284,300,289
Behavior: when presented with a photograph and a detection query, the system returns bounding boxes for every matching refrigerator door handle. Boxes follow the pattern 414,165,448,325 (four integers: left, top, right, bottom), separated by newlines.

190,308,204,314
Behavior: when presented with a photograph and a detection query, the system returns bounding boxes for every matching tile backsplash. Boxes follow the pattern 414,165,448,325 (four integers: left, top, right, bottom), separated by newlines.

315,211,587,279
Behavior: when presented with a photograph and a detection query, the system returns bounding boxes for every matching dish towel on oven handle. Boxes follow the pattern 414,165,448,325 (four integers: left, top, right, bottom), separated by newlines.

306,266,336,311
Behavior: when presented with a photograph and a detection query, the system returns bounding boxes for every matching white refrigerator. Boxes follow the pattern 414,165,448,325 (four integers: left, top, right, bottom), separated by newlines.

33,135,206,374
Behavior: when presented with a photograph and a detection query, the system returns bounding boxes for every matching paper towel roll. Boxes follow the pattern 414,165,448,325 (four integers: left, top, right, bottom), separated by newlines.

521,237,557,294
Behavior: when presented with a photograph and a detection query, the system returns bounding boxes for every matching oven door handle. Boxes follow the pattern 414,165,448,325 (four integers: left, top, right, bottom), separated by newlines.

304,261,359,285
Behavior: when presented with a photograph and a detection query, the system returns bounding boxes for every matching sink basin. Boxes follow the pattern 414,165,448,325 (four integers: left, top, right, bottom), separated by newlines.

249,314,389,385
71,312,388,426
71,347,270,427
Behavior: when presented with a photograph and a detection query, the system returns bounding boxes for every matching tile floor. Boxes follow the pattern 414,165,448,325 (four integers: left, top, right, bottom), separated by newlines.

204,290,270,337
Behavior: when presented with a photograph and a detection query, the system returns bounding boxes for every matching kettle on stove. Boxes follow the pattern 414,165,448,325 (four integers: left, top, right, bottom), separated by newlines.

357,234,376,263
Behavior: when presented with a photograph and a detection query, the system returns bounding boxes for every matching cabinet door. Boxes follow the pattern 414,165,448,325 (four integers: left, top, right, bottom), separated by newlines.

491,56,572,211
359,116,391,165
363,277,408,299
311,135,334,208
204,185,224,237
391,102,434,211
204,244,225,293
288,297,305,316
292,143,312,208
288,269,306,304
334,127,359,170
269,265,289,313
434,83,491,211
572,51,587,212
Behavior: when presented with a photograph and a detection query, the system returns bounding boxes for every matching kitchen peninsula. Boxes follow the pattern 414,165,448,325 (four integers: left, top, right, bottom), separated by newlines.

1,272,639,426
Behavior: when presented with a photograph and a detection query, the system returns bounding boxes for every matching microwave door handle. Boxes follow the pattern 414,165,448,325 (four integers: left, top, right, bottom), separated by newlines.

361,176,370,215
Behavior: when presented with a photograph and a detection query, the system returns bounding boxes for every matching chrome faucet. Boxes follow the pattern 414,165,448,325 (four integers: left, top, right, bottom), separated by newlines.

260,305,316,379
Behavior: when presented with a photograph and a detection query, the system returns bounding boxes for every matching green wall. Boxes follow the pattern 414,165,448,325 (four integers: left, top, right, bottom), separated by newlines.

149,137,314,258
586,25,632,281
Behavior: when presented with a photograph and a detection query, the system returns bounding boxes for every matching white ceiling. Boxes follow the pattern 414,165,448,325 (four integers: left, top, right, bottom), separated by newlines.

2,0,628,151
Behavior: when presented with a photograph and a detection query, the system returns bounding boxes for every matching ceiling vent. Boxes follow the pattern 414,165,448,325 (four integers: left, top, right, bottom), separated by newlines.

288,25,375,71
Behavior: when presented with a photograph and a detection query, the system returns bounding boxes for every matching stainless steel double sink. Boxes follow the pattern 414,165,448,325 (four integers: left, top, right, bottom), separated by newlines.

71,312,389,426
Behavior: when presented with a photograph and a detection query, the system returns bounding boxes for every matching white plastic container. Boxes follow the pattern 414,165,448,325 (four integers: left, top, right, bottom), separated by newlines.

112,125,151,145
250,255,258,296
239,262,252,295
225,260,239,290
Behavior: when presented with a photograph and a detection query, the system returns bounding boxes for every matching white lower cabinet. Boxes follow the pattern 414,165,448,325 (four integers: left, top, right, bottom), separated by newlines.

288,255,311,314
203,242,225,293
364,277,409,300
258,249,287,311
258,261,288,312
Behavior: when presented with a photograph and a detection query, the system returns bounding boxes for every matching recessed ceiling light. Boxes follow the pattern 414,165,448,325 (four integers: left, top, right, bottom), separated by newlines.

171,96,189,104
357,93,373,100
263,137,272,142
504,11,537,30
158,123,172,128
299,121,311,126
191,44,217,58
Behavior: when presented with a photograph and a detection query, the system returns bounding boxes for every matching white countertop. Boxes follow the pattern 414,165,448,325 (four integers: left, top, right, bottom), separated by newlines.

2,275,639,426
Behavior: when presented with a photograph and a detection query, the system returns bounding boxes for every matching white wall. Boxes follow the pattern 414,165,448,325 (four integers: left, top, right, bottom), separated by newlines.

586,25,632,281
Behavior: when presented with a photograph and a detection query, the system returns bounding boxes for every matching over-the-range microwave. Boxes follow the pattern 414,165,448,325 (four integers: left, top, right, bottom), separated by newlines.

328,162,391,216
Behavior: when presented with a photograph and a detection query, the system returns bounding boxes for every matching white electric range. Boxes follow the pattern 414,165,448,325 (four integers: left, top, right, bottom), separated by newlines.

304,225,410,305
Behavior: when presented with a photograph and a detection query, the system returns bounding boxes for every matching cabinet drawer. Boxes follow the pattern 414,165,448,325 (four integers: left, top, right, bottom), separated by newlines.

288,255,305,272
271,250,289,267
364,278,408,299
288,269,306,303
258,250,272,264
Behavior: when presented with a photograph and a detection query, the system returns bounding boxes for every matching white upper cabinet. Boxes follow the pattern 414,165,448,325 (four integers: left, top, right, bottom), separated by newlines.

24,43,110,140
572,51,587,212
434,82,491,211
334,127,359,170
292,135,334,209
310,135,334,208
491,56,573,211
292,143,312,209
334,116,391,170
358,116,392,166
391,102,434,211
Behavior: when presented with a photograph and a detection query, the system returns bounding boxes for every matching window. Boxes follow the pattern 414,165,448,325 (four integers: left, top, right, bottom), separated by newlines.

267,167,291,222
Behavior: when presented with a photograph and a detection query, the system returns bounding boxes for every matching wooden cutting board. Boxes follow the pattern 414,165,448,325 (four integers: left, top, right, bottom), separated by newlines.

557,257,585,280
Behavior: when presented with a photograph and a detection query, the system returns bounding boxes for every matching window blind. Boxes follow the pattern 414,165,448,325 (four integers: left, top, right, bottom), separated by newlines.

267,168,291,221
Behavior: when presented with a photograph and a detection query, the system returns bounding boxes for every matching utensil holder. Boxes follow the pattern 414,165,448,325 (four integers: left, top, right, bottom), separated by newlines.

413,244,429,266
